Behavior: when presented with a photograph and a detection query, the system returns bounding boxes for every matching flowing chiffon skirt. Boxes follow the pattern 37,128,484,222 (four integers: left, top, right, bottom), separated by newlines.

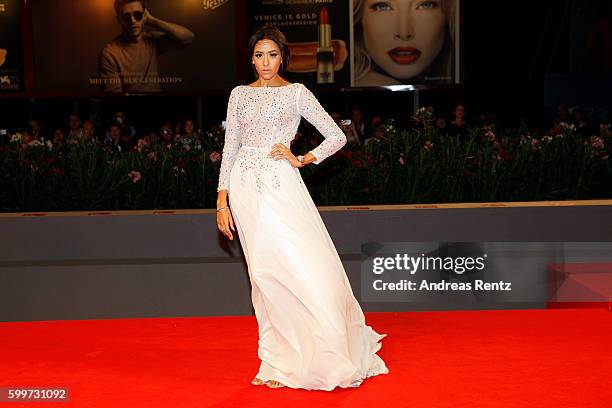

228,145,389,391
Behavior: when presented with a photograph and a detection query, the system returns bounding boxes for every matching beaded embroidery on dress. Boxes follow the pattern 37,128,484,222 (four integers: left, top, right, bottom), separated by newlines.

217,82,389,391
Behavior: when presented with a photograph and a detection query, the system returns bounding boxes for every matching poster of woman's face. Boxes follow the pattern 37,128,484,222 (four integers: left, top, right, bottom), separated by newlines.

351,0,460,87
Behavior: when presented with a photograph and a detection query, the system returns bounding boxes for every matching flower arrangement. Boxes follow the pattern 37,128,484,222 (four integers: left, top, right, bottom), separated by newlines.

0,109,610,211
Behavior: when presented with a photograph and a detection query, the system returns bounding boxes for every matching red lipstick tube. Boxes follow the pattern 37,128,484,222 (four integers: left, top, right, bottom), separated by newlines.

316,7,334,84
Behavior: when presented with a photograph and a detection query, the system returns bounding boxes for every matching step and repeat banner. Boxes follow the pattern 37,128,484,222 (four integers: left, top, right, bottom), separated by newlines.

31,0,237,93
0,0,23,92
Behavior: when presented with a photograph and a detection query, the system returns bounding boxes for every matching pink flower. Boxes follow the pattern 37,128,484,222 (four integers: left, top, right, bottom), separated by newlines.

209,151,221,163
128,170,141,183
398,153,405,165
423,141,434,151
52,165,64,176
147,152,158,162
484,130,496,141
137,138,149,152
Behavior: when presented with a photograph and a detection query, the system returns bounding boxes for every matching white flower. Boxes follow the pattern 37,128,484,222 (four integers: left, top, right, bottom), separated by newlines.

136,138,148,152
172,165,186,177
10,132,23,143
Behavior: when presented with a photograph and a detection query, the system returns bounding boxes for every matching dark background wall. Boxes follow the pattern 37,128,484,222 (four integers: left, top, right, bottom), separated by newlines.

2,204,612,322
1,0,609,135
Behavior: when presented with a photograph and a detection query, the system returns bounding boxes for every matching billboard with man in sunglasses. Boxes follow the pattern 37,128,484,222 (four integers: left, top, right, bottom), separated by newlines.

98,0,195,92
32,0,236,93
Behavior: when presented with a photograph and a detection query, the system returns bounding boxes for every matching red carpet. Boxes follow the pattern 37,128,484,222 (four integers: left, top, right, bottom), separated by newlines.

1,309,610,407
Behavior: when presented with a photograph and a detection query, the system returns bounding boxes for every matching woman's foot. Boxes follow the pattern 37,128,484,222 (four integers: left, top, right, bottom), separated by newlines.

266,380,285,388
251,377,266,386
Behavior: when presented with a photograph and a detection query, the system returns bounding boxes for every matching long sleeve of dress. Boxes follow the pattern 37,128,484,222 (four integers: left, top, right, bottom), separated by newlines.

296,83,347,164
217,87,241,192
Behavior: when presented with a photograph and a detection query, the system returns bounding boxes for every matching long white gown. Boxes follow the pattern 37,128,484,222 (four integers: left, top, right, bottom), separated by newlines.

217,82,389,391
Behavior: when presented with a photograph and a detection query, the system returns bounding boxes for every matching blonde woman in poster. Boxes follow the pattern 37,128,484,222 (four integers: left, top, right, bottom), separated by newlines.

216,25,389,390
353,0,457,86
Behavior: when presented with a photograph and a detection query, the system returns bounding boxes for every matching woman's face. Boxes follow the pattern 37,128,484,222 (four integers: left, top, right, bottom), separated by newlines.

83,121,95,138
454,104,464,119
110,126,121,141
252,39,283,80
184,120,194,134
362,0,446,79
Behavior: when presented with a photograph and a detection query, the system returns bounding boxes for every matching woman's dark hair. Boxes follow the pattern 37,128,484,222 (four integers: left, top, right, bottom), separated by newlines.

247,25,291,75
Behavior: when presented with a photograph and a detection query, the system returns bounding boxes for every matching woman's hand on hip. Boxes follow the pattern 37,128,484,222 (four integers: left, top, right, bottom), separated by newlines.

269,143,301,168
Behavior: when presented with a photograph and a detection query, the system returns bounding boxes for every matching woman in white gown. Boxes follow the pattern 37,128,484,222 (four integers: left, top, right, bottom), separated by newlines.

216,26,388,391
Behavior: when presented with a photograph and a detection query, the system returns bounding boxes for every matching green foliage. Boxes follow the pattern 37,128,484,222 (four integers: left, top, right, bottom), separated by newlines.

303,118,612,205
1,117,610,212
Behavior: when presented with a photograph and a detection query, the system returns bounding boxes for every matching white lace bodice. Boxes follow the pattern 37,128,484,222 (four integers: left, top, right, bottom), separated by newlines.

216,83,347,192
